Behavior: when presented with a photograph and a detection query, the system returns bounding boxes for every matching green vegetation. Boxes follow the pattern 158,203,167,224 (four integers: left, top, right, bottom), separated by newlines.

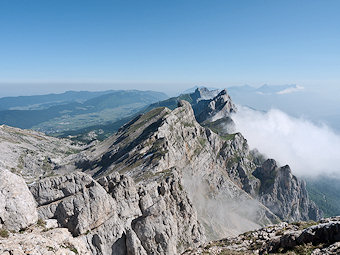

0,90,167,135
305,176,340,217
135,168,173,183
198,137,206,147
0,229,9,238
276,243,324,255
128,107,166,133
182,122,195,128
65,244,78,254
18,154,25,169
178,94,194,104
259,177,276,193
42,157,52,172
291,221,317,230
201,117,234,135
226,154,241,168
65,148,81,156
37,218,46,228
220,133,236,141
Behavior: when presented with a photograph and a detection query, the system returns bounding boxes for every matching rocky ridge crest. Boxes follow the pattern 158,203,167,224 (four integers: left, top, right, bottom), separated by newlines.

0,88,322,254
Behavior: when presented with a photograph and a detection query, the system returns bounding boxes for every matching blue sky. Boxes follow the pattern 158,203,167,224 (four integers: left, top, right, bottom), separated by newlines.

0,0,339,96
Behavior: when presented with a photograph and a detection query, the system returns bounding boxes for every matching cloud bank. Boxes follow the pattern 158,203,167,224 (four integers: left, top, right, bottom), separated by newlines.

232,106,340,177
276,85,304,95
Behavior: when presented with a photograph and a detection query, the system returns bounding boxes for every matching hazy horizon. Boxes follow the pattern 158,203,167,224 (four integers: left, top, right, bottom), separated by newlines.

0,82,338,98
1,0,339,98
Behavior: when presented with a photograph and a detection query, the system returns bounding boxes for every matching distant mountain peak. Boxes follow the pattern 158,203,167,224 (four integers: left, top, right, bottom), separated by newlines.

182,85,219,95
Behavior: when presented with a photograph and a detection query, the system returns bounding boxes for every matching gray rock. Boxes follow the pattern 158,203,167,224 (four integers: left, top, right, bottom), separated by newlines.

253,159,321,221
29,169,203,255
186,217,340,255
78,99,278,242
30,172,116,236
0,226,91,255
0,124,84,183
131,171,205,254
0,167,38,231
45,219,58,229
193,89,236,123
0,88,323,254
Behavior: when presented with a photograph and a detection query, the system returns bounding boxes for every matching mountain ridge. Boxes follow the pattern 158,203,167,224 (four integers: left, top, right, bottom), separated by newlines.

0,88,327,254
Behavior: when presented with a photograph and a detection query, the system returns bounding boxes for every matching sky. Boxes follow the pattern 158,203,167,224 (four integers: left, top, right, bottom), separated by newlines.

0,0,339,96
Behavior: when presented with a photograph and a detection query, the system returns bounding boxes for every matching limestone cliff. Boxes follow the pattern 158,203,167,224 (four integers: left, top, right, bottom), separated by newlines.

0,88,321,255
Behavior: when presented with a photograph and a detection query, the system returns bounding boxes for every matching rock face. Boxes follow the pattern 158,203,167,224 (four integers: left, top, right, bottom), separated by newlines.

185,217,340,255
29,171,204,254
0,169,91,255
72,96,318,242
0,88,322,255
190,87,220,102
29,172,117,237
0,167,38,231
253,159,321,222
193,89,236,123
74,100,276,240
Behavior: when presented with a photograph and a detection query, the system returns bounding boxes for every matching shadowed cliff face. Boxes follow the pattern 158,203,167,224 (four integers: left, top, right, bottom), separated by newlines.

253,159,321,222
193,89,236,123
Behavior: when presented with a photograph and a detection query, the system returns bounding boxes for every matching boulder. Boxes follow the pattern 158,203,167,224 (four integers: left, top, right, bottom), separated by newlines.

29,172,116,236
0,167,38,231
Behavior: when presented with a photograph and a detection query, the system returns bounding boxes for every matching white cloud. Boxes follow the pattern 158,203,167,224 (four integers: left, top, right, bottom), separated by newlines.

276,85,304,95
232,106,340,177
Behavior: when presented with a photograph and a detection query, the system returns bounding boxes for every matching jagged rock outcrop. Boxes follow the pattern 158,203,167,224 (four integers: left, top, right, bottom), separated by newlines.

193,89,236,123
29,172,139,254
29,170,204,255
0,88,322,255
0,169,91,255
0,167,38,231
184,217,340,255
29,172,117,237
131,170,204,254
266,217,340,253
77,95,318,237
74,100,280,241
253,159,321,221
190,87,220,102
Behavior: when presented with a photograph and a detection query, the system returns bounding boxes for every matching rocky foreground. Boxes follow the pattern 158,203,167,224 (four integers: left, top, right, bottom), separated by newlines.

1,164,339,255
184,217,340,255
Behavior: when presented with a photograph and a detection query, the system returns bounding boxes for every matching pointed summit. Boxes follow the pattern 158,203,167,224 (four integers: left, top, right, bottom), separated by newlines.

194,88,236,123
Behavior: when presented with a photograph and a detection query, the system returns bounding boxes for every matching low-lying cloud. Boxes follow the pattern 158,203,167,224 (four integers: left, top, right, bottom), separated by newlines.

182,171,262,240
276,85,304,95
232,106,340,177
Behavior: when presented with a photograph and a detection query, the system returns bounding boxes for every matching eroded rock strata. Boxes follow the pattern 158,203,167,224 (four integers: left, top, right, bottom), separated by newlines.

0,88,324,254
